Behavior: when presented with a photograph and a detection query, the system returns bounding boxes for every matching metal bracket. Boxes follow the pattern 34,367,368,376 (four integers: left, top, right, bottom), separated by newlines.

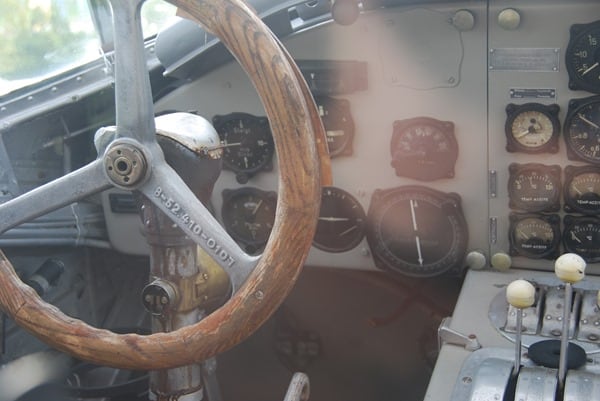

438,317,481,351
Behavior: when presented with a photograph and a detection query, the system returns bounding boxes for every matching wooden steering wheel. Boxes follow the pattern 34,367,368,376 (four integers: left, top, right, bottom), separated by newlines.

0,0,329,370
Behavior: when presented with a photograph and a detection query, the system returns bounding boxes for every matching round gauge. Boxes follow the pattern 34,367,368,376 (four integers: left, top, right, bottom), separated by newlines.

508,163,561,212
566,20,600,93
212,113,274,183
564,165,600,214
563,215,600,262
504,103,560,153
509,213,560,259
390,117,458,181
366,186,468,277
313,187,366,253
564,96,600,164
221,187,277,254
315,97,354,157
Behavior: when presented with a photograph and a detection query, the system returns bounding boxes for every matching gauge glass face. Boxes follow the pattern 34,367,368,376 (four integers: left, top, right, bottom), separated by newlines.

510,216,559,259
565,168,600,214
391,118,457,181
221,188,276,254
563,217,600,262
315,97,354,157
367,187,467,277
510,110,554,148
566,22,600,93
564,99,600,164
313,187,366,253
508,164,561,212
213,114,274,174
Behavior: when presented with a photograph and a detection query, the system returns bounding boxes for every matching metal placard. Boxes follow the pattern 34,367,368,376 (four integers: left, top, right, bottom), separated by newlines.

489,48,560,72
510,88,557,99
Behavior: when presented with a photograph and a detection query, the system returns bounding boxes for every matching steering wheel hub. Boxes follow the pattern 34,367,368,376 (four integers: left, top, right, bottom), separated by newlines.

104,141,148,187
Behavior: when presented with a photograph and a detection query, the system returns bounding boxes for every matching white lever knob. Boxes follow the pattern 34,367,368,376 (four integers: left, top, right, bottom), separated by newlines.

506,279,536,309
555,253,586,284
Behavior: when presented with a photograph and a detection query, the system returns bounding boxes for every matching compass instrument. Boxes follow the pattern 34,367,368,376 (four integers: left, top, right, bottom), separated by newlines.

366,186,468,277
564,165,600,214
313,187,366,253
504,103,560,153
508,163,561,213
563,215,600,262
221,187,277,254
564,96,600,164
390,117,458,181
314,96,355,157
212,112,275,183
566,20,600,93
509,213,560,259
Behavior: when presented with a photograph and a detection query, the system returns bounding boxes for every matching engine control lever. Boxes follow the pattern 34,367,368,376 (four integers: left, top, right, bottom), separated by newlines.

437,317,481,351
506,279,536,377
554,253,586,389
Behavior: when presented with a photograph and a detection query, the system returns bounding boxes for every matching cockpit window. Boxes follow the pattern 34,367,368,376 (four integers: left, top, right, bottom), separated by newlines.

142,0,178,38
0,0,100,96
0,0,178,97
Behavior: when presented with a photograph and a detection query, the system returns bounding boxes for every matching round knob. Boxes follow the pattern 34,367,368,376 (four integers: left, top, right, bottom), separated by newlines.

498,8,521,30
554,253,586,284
452,9,475,32
506,279,536,309
491,252,512,271
466,251,487,270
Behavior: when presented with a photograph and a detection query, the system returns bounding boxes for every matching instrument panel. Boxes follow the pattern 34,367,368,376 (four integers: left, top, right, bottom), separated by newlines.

131,0,600,277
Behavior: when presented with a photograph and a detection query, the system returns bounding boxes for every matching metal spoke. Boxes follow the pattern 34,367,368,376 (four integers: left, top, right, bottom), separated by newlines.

0,160,111,235
139,160,259,291
110,0,156,144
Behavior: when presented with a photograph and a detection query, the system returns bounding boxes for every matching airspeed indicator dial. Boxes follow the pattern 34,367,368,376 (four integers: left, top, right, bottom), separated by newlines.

313,187,366,253
566,20,600,93
564,96,600,164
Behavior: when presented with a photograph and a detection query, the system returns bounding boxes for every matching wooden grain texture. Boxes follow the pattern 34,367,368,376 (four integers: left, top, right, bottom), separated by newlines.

0,0,326,370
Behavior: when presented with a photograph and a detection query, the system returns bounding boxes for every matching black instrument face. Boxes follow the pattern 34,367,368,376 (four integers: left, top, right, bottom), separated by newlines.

564,96,600,164
508,163,561,212
366,186,468,277
509,213,560,259
313,187,366,253
221,187,277,254
390,117,458,181
315,97,355,157
504,103,560,153
212,113,274,183
564,165,600,214
563,215,600,262
566,20,600,93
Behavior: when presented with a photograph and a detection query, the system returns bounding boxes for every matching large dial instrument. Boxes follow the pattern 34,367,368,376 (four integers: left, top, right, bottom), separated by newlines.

366,186,468,277
313,187,366,253
566,20,600,94
564,96,600,164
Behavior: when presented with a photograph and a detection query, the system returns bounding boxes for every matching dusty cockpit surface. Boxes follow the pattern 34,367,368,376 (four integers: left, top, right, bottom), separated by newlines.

1,1,600,401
